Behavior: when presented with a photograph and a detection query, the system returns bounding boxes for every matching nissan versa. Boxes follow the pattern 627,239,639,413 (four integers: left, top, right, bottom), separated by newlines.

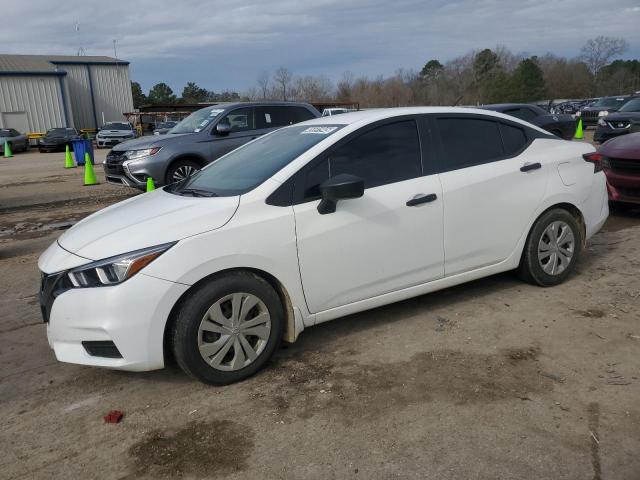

39,108,608,385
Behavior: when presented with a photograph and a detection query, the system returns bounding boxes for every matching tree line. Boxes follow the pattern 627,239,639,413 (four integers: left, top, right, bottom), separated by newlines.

131,81,242,107
131,36,639,109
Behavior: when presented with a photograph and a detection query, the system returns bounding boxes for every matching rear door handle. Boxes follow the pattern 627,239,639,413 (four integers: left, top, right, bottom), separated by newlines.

520,162,542,172
406,193,437,206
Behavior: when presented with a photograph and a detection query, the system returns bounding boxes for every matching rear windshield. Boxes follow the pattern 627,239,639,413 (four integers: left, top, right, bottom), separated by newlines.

170,125,343,196
619,98,640,112
593,97,628,108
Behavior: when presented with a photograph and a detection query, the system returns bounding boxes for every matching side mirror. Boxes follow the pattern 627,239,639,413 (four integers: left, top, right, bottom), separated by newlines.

317,174,364,214
215,121,232,135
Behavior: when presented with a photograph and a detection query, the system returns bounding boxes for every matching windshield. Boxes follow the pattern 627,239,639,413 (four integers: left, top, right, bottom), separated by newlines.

46,128,75,137
619,98,640,112
170,125,343,196
169,108,224,134
593,97,627,108
102,123,131,130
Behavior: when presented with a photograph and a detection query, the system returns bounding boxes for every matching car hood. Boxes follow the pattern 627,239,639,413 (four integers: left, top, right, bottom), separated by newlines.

57,188,240,260
604,112,640,122
112,133,193,151
600,132,640,159
582,106,619,113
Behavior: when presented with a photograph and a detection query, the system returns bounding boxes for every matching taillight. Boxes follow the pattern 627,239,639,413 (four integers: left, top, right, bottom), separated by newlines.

583,152,603,173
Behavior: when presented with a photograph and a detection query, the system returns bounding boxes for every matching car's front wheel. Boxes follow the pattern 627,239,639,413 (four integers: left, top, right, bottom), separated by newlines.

172,272,284,385
165,159,201,185
518,208,582,286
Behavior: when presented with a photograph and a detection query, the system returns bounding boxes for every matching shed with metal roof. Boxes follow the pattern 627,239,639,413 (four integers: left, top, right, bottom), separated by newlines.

0,54,133,133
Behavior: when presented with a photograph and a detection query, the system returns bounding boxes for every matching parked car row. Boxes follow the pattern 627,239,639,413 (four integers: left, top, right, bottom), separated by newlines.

480,103,576,140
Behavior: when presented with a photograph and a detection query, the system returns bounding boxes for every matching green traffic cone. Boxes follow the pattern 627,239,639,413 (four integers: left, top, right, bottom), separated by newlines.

83,152,98,186
574,119,583,139
146,177,155,192
4,140,12,158
64,144,75,168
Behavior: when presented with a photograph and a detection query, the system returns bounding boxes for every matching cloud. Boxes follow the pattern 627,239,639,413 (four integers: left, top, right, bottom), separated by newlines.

0,0,637,93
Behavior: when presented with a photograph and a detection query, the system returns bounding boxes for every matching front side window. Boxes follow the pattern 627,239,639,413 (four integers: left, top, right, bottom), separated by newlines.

172,125,343,196
218,108,255,132
302,120,422,197
437,117,504,170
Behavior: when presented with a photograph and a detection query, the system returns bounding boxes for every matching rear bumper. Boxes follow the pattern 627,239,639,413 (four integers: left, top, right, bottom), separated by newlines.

581,171,609,240
603,168,640,204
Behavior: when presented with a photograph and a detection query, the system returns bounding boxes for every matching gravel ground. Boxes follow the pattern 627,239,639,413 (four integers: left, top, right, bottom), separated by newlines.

1,139,639,480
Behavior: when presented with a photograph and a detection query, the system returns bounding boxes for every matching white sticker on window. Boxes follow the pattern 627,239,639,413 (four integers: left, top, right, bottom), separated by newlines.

264,113,272,123
199,120,209,126
300,126,338,135
194,128,201,132
209,109,224,117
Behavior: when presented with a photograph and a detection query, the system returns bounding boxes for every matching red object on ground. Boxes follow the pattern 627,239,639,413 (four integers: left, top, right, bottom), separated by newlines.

598,132,640,205
103,410,124,424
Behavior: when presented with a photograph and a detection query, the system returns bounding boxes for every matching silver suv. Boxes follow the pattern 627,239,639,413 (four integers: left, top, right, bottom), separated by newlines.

103,102,320,189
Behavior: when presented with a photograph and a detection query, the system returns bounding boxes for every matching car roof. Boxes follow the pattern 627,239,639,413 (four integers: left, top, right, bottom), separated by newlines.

200,101,317,111
299,106,551,134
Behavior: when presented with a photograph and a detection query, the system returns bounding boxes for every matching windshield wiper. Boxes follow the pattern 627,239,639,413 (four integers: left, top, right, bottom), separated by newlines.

179,188,218,197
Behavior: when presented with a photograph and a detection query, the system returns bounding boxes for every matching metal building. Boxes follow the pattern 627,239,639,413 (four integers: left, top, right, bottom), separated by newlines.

0,54,134,133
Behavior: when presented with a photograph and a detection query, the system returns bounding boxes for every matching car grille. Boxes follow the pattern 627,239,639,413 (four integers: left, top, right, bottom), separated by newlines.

607,121,631,129
607,157,640,175
39,271,72,322
581,110,599,120
104,152,127,175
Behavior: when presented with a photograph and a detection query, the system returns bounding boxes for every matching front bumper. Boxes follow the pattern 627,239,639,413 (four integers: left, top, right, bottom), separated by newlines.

45,270,189,371
604,167,640,204
96,136,134,147
594,125,636,143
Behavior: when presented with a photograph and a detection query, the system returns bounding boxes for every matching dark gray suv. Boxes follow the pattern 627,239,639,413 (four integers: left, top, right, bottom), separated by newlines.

103,102,320,189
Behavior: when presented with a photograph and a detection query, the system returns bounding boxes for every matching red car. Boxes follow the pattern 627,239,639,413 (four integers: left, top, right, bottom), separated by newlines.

584,133,640,207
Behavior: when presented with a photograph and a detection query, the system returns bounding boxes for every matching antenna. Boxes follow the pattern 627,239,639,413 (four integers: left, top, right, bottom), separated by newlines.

75,20,85,56
113,39,118,59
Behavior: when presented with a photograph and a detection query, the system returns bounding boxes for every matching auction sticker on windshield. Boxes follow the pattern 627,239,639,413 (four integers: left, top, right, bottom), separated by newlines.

301,126,339,134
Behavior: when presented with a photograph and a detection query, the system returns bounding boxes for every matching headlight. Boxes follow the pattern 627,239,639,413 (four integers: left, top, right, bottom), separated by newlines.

66,242,175,288
598,119,607,126
124,147,161,160
598,110,609,117
576,111,581,117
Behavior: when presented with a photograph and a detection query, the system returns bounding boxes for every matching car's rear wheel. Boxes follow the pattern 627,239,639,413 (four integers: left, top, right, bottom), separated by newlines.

172,272,284,385
518,208,582,286
166,159,201,185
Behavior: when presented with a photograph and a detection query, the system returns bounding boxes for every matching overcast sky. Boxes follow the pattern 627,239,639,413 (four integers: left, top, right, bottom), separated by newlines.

1,0,639,94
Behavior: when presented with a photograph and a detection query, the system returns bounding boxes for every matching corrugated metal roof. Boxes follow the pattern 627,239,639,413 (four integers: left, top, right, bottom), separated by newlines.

0,54,128,74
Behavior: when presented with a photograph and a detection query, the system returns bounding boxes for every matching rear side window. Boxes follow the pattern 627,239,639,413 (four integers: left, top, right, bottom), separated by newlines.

437,118,503,170
302,120,422,197
504,108,537,122
255,106,311,129
499,123,528,155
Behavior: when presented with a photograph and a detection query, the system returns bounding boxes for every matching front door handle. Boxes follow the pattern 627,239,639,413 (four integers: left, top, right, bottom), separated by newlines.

406,193,437,206
520,162,542,172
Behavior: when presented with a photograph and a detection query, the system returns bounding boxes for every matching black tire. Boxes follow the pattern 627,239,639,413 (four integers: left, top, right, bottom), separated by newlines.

165,159,201,185
518,208,582,287
172,272,284,385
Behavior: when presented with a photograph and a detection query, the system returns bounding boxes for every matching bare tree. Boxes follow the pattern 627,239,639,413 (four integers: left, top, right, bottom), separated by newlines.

273,67,293,101
580,36,629,75
256,71,270,99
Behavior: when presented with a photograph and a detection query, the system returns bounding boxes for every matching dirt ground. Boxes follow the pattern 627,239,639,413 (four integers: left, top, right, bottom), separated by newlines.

1,136,639,480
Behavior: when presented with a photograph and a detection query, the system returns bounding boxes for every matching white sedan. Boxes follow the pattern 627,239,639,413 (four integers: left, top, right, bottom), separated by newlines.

38,107,608,384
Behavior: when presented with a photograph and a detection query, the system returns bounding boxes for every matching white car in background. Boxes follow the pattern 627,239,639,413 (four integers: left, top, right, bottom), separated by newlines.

96,122,136,148
38,107,608,385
